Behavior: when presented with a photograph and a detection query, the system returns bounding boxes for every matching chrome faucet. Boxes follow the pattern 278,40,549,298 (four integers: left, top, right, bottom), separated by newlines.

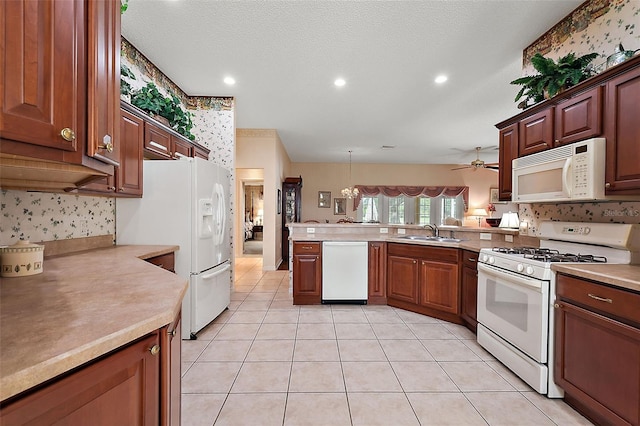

424,223,439,237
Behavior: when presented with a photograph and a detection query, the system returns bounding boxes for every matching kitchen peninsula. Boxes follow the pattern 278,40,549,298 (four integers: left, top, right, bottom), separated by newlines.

0,245,186,424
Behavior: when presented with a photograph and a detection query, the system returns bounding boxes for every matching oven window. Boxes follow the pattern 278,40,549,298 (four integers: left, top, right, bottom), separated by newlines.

486,279,528,331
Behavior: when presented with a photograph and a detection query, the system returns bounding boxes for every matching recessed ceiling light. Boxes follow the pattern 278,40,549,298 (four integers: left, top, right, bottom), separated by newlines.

224,77,236,85
334,78,346,87
435,75,448,84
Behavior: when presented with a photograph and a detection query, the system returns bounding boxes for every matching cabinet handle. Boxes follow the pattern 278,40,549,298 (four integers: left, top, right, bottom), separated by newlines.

588,293,613,304
413,260,417,264
605,182,611,188
554,303,561,308
98,135,114,152
60,127,76,141
468,258,477,262
168,329,176,336
119,187,125,192
107,186,116,191
149,344,160,355
555,139,560,144
302,246,313,250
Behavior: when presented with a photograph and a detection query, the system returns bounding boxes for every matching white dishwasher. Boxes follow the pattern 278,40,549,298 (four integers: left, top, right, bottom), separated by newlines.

322,241,368,303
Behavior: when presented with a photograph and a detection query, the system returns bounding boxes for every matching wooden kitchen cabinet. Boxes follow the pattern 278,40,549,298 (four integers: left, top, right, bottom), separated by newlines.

282,177,303,264
292,242,322,304
605,65,640,195
498,123,518,201
145,252,176,273
387,243,461,324
554,274,640,426
460,250,479,333
193,145,210,160
79,106,144,196
144,122,174,159
368,242,387,304
160,314,181,426
518,108,554,156
0,0,114,190
554,86,603,146
0,332,161,425
86,0,121,167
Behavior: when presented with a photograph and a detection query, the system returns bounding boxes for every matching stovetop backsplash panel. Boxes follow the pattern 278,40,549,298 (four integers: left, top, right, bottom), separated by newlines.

519,201,640,237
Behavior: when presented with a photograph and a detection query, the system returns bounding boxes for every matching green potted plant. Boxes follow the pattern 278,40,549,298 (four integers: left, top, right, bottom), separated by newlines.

511,52,599,108
120,63,136,98
130,82,196,140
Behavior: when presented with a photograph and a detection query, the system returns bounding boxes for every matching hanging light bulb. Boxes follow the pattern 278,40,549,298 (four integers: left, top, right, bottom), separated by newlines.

341,150,359,199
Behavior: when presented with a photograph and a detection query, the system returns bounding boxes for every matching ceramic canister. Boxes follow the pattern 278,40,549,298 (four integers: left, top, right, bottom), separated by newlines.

0,240,44,277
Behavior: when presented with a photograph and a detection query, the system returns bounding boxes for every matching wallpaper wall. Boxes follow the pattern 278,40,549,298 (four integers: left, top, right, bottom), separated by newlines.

518,0,640,235
0,39,235,247
0,191,115,245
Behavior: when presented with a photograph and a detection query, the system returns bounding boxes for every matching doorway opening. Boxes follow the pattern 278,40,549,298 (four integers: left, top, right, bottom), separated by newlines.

243,183,264,255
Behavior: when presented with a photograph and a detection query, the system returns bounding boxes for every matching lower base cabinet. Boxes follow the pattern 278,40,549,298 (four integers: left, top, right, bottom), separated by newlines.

292,242,322,304
386,243,461,324
460,250,478,333
555,274,640,426
0,313,182,426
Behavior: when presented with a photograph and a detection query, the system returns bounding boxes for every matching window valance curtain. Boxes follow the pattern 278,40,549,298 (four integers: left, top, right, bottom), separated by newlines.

352,185,469,211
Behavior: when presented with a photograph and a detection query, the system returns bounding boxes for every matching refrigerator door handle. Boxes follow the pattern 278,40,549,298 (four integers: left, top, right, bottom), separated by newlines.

201,264,231,280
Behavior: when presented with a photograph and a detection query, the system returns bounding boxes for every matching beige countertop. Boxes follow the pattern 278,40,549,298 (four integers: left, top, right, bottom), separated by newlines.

552,263,640,293
0,245,186,402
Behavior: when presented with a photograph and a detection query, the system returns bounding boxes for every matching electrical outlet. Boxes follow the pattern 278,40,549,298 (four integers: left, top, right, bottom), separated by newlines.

380,227,389,234
306,227,315,233
398,228,406,235
505,235,514,243
480,233,492,240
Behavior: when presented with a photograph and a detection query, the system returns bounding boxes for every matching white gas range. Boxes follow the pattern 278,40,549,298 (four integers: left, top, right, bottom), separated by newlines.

476,221,640,398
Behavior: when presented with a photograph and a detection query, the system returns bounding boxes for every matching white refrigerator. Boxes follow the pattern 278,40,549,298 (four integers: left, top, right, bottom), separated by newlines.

116,157,231,339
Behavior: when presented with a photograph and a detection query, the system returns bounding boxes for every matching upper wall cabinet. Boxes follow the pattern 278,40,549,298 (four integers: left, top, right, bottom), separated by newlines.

496,55,640,200
0,0,117,191
86,0,121,167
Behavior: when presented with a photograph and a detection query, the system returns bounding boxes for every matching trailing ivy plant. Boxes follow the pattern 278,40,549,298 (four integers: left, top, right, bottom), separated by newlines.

511,52,599,108
120,64,136,97
121,0,129,14
130,82,196,141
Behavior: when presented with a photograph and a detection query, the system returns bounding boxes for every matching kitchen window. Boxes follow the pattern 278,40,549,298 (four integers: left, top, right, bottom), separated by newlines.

357,193,464,225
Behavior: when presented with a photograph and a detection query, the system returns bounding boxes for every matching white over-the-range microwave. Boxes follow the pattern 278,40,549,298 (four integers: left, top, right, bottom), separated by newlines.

512,138,606,203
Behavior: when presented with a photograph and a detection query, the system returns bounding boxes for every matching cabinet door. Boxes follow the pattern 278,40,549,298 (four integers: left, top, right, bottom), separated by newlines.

172,137,193,158
0,333,160,425
498,123,518,201
1,0,84,156
605,66,640,194
418,260,459,314
117,109,144,196
144,122,173,159
292,254,322,304
554,302,640,426
86,0,121,166
387,255,419,304
368,242,387,304
193,145,210,160
461,266,478,331
554,86,603,146
161,314,181,426
518,108,554,156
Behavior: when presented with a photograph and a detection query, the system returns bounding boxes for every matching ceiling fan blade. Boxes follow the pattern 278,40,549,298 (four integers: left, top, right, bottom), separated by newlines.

451,165,471,171
485,165,500,170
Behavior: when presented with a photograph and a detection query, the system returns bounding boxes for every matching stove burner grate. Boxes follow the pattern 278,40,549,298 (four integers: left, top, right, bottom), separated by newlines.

524,253,608,263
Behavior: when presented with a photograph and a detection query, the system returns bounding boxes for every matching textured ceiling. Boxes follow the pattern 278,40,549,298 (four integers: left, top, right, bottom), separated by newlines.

122,0,583,165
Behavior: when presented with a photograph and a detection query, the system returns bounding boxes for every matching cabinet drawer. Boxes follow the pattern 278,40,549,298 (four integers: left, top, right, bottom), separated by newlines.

293,242,321,255
145,253,175,272
557,274,640,325
144,123,172,159
388,243,458,263
462,250,478,268
172,137,192,158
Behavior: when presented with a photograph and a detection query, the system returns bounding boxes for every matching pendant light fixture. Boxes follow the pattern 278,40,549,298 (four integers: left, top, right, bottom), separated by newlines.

341,150,359,199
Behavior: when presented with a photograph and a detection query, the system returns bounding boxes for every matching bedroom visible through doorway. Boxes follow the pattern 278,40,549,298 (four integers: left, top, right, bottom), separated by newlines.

243,183,264,255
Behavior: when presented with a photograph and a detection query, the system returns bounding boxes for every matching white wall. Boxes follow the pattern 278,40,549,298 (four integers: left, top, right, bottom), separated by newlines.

236,129,292,270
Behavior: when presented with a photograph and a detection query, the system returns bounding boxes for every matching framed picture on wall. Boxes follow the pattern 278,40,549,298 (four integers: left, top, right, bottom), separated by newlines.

277,189,282,214
490,188,506,204
334,198,346,215
318,191,331,208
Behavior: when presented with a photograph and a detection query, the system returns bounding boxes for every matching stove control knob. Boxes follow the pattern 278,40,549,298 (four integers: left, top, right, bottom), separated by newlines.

481,254,488,262
517,264,524,272
488,256,495,264
526,266,535,275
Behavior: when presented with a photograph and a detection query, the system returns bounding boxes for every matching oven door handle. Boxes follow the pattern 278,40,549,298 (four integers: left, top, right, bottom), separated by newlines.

478,262,544,291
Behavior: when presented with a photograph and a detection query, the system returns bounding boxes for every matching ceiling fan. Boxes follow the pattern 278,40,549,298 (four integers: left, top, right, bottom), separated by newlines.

451,146,499,171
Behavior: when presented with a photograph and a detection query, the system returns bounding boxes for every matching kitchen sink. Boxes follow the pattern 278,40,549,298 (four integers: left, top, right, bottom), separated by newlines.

398,235,463,243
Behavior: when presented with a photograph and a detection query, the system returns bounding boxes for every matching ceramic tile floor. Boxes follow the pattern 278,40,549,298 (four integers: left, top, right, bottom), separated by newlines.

180,257,593,426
